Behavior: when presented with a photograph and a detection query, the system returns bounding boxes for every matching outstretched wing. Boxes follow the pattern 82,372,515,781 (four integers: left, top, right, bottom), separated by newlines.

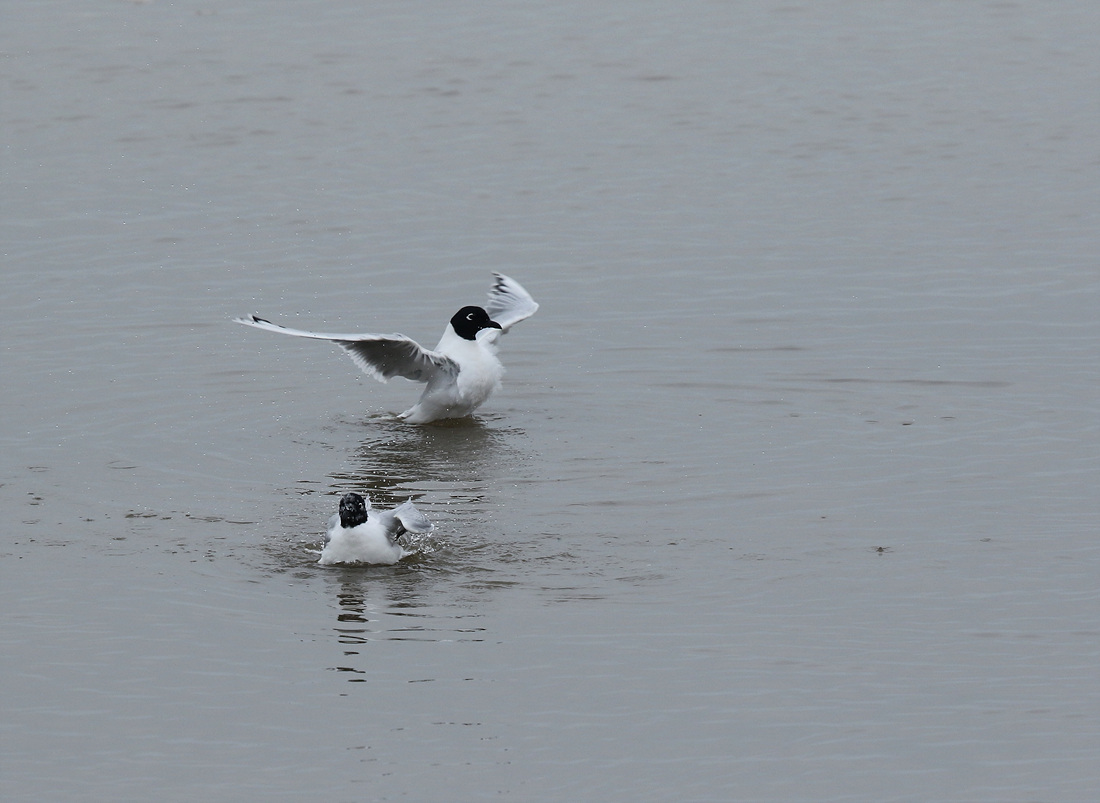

392,500,433,534
485,273,538,333
234,315,456,383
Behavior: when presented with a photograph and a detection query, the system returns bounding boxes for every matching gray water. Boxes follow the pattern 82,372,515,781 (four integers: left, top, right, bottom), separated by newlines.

3,2,1098,801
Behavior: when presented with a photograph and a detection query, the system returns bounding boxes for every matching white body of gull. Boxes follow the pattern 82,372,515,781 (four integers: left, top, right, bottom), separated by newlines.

320,492,432,566
235,273,538,423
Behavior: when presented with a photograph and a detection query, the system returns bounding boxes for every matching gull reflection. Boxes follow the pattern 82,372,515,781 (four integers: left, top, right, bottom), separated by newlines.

330,414,524,510
324,571,429,682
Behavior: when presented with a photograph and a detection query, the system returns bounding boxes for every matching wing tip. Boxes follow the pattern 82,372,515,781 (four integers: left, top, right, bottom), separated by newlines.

234,314,271,326
491,271,518,288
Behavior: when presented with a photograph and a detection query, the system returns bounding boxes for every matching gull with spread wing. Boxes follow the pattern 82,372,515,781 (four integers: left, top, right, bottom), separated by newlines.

235,273,538,423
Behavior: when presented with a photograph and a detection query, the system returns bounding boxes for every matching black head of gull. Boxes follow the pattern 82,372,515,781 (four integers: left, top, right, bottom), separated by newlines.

450,306,502,341
338,492,369,529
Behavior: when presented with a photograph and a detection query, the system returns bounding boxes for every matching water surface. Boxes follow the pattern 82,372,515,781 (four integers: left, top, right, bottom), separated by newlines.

3,2,1099,801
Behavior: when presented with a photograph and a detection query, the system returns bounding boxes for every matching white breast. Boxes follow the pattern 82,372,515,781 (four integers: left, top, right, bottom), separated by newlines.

319,521,404,565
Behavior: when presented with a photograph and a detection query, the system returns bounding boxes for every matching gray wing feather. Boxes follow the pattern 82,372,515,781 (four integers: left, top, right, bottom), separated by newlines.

339,337,453,383
234,315,456,383
485,273,538,333
392,501,433,534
